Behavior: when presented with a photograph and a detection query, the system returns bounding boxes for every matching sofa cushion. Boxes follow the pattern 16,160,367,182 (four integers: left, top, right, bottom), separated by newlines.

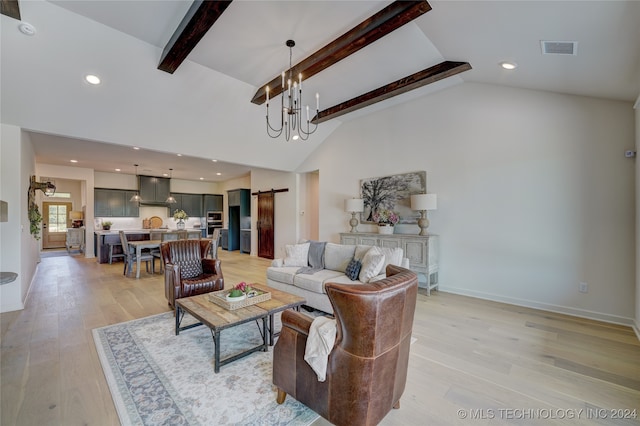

266,266,300,285
294,269,344,294
284,242,310,267
355,244,373,261
359,246,386,283
379,247,404,270
345,258,362,281
324,243,356,272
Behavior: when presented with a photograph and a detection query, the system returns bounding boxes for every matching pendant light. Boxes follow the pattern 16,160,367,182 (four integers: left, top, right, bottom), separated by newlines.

165,168,177,204
129,164,142,202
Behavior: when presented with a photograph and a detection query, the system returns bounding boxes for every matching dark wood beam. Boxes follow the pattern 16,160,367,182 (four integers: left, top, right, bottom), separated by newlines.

251,0,432,105
0,0,20,20
313,61,471,124
158,0,233,74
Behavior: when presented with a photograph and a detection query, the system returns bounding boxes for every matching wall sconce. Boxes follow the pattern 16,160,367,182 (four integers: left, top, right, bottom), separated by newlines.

345,198,364,233
29,175,56,197
410,193,437,236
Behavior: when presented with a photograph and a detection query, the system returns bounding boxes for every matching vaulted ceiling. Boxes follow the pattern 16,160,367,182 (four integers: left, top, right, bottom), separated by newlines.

1,1,639,182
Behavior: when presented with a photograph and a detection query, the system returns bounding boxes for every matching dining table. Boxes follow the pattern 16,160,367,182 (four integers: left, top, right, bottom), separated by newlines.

127,239,162,278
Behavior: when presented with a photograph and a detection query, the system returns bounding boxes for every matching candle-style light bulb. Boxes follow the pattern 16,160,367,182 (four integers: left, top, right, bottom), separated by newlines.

281,72,285,89
316,92,319,110
288,79,291,96
265,86,269,105
299,73,302,91
306,105,309,122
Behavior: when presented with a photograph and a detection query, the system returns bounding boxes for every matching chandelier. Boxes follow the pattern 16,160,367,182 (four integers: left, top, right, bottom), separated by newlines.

265,40,319,141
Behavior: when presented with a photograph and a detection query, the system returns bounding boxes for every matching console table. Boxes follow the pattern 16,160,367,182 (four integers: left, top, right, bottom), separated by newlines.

340,232,439,295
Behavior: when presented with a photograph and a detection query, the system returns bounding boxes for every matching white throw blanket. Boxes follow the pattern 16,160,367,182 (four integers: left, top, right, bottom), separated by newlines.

304,316,337,382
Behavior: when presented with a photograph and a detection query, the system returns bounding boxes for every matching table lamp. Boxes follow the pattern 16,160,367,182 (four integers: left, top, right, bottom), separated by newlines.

345,198,364,233
410,193,437,235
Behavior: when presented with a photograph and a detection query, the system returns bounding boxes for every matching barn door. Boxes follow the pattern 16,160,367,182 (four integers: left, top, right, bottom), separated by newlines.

257,192,275,259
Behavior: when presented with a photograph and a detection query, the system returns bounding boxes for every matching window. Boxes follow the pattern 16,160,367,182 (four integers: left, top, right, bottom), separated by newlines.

48,204,68,232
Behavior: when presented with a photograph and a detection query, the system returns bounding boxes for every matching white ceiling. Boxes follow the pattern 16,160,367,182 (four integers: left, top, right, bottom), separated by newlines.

2,0,639,182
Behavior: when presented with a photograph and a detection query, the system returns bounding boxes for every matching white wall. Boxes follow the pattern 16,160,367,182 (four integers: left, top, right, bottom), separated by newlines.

635,95,640,336
298,82,636,325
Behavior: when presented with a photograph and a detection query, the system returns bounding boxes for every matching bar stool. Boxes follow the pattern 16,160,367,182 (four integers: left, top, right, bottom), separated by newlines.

108,242,125,264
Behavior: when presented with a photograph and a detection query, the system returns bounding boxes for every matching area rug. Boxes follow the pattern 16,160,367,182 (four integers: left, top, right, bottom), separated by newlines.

93,312,320,426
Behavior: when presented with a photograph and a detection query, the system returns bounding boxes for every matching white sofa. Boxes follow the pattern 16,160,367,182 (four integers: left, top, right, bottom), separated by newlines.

266,241,409,314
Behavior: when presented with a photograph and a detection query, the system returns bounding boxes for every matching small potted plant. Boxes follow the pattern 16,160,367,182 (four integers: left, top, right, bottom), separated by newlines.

102,221,113,230
372,209,399,234
173,209,188,230
226,281,253,301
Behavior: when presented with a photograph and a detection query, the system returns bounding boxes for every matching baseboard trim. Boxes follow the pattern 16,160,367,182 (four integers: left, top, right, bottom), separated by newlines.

439,286,636,328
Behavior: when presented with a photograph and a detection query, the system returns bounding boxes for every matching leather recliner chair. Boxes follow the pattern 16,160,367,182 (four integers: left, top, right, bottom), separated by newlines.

160,239,224,309
273,264,418,426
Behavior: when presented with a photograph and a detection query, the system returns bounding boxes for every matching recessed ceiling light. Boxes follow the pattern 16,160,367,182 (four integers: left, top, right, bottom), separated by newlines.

212,159,217,162
85,74,101,85
499,61,517,70
133,147,140,150
162,173,169,177
216,172,221,176
70,159,78,163
115,168,121,172
177,154,182,157
18,22,36,36
199,177,204,180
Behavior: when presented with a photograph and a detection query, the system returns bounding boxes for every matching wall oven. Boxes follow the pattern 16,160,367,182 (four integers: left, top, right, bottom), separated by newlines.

207,211,223,237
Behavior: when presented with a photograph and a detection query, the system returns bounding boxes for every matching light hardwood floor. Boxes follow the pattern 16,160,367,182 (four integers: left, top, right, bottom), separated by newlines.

1,250,639,425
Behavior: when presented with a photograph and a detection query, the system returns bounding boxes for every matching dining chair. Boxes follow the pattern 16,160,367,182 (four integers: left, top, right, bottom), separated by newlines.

150,231,164,272
209,228,221,259
119,231,155,277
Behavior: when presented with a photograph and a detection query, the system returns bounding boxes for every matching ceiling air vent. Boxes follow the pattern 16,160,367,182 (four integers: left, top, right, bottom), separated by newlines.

541,41,578,55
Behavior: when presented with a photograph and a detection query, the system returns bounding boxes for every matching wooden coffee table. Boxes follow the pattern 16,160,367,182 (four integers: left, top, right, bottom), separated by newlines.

174,284,305,373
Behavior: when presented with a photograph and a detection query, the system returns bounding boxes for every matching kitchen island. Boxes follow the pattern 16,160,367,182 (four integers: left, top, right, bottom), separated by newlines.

94,229,156,264
94,228,206,263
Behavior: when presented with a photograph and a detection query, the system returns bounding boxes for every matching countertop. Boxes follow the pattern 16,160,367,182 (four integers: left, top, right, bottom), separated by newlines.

95,228,203,235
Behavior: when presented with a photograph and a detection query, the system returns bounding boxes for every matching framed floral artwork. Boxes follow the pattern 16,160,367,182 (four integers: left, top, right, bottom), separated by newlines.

360,171,426,224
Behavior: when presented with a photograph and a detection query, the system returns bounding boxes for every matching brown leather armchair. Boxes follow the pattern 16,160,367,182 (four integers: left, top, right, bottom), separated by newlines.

160,239,224,309
273,264,418,426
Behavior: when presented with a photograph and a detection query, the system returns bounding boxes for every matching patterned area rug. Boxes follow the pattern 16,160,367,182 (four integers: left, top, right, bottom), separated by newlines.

93,312,320,426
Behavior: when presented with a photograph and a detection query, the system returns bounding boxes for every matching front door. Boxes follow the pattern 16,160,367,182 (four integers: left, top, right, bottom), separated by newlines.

257,192,274,259
42,202,72,249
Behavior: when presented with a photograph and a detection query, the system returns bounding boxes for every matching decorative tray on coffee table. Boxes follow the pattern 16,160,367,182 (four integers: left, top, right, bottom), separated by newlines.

208,288,271,310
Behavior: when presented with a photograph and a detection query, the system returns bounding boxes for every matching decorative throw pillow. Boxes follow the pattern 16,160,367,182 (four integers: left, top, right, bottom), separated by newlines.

180,259,203,279
284,242,310,267
379,247,404,271
359,246,385,283
345,258,362,281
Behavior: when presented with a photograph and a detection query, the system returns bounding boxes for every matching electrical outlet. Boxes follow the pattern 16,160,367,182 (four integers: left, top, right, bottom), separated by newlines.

579,282,588,293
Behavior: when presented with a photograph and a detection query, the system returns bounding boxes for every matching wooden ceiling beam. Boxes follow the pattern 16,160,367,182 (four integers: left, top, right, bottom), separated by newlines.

0,0,20,20
313,61,472,124
158,0,233,74
251,0,432,105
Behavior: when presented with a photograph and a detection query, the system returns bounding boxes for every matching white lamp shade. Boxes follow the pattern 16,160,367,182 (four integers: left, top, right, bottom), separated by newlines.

411,193,437,211
345,198,364,212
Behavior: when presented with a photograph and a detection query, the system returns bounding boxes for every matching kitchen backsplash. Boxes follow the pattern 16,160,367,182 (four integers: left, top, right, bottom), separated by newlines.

95,206,205,230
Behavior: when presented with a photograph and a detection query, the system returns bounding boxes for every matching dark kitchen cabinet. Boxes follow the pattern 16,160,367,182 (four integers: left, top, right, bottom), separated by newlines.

204,194,223,212
171,193,204,218
139,175,170,204
240,230,251,254
220,229,229,250
94,189,139,217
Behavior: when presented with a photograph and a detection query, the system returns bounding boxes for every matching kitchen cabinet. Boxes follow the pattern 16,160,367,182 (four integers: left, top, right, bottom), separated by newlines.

171,193,203,217
139,175,170,205
240,230,251,254
220,229,229,250
204,194,223,212
94,189,139,217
